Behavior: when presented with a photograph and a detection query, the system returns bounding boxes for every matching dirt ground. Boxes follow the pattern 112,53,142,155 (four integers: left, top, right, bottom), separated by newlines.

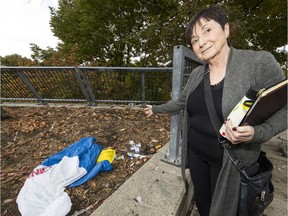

1,105,171,216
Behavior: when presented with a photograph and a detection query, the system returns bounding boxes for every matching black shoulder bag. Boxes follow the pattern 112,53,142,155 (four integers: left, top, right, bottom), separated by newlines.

203,70,274,216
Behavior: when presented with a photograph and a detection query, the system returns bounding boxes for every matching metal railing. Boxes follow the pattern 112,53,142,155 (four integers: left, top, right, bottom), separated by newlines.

1,66,172,105
0,45,203,166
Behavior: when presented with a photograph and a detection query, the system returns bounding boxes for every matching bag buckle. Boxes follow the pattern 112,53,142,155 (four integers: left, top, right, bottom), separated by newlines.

234,159,246,171
261,191,266,201
218,137,231,148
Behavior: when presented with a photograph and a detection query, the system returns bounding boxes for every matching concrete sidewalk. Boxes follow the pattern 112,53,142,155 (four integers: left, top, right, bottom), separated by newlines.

90,131,287,216
90,142,193,216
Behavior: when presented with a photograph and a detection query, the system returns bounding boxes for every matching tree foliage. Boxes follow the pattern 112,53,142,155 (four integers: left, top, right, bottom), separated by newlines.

225,0,287,64
48,0,286,67
0,54,34,66
30,43,83,66
49,0,182,66
1,0,286,67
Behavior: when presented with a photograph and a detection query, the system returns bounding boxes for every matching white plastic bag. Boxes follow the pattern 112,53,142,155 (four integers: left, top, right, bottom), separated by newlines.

17,156,86,216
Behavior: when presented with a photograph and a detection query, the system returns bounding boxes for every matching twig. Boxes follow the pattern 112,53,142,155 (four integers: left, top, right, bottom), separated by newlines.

71,197,102,216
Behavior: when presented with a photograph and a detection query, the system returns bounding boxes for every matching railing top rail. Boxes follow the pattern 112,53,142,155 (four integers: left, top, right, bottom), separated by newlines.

1,66,173,71
1,66,76,69
79,66,173,72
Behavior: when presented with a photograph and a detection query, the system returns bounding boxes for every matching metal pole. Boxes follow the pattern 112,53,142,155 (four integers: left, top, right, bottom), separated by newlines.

78,68,97,106
162,45,203,166
162,46,184,166
74,67,94,105
141,70,146,105
17,70,46,105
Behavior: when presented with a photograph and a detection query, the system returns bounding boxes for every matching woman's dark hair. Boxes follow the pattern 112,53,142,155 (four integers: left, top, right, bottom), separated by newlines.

185,6,229,47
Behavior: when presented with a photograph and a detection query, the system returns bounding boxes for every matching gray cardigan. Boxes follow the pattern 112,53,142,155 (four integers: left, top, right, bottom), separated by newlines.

152,47,287,216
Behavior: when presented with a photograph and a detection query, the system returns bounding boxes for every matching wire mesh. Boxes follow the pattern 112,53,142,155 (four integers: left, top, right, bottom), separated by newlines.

1,67,173,105
1,68,35,99
144,71,172,102
79,67,172,104
21,68,85,100
183,57,202,87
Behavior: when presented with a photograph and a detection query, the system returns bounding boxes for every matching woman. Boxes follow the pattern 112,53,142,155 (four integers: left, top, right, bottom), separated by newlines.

144,5,286,216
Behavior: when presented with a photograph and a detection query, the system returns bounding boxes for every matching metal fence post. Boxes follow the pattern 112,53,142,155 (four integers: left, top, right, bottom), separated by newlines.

162,45,185,166
77,68,97,106
74,67,94,105
141,70,146,106
162,45,203,166
16,70,46,105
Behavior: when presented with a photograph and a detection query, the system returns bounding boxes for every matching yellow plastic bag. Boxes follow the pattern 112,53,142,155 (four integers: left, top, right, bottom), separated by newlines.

97,148,116,164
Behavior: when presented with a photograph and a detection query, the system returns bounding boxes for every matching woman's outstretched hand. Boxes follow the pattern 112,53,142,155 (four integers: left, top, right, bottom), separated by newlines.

224,119,255,144
144,105,153,117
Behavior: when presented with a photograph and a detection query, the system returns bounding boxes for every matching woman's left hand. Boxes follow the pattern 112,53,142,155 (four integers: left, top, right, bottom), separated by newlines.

224,119,255,144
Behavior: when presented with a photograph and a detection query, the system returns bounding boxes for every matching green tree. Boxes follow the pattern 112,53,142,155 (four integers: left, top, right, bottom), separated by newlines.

47,0,286,66
224,0,287,64
30,43,83,66
0,54,34,66
50,0,181,66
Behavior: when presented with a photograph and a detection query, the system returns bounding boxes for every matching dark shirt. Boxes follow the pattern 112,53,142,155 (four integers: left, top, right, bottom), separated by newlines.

186,78,224,165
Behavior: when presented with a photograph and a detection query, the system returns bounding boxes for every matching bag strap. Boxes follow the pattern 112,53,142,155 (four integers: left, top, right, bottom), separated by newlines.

203,66,248,175
203,66,222,134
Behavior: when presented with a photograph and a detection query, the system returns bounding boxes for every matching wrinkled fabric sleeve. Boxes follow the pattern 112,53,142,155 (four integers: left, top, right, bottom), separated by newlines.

251,51,287,144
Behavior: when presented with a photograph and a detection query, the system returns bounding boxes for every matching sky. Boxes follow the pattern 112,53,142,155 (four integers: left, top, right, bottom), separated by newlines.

0,0,60,58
